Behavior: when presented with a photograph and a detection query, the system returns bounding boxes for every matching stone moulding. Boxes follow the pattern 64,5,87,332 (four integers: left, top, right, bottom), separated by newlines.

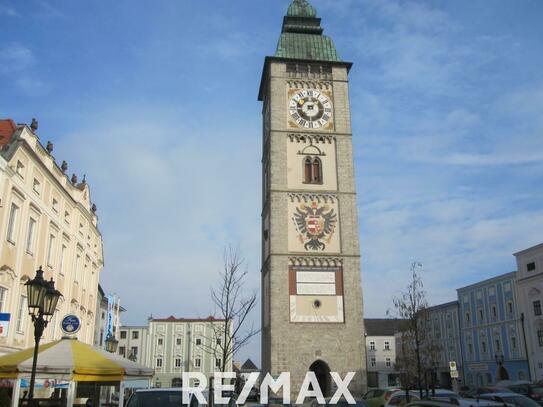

289,256,343,267
287,133,335,144
287,80,331,90
288,192,336,204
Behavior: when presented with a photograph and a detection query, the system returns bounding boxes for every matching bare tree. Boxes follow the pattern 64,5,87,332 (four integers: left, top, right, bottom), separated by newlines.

388,262,429,399
202,246,260,372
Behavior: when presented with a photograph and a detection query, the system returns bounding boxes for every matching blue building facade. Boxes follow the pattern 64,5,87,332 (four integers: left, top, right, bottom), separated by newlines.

457,272,529,386
426,301,463,388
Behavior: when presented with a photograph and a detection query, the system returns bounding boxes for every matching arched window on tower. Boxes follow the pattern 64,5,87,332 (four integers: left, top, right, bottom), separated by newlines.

312,157,322,183
304,157,313,183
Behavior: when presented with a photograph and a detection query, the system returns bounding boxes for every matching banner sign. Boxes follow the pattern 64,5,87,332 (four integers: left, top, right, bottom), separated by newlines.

0,313,10,337
106,294,114,337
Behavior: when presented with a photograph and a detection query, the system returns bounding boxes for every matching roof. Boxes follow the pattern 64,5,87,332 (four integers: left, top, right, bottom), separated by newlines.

364,318,405,336
456,271,517,292
150,315,225,323
0,119,17,147
274,0,341,63
241,358,259,371
513,242,543,256
427,301,459,312
287,0,316,18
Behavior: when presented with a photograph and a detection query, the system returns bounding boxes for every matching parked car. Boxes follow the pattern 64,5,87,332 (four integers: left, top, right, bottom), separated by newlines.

310,397,368,407
479,392,541,407
406,401,464,407
125,388,236,407
505,384,543,406
385,391,421,407
363,388,402,407
460,387,511,399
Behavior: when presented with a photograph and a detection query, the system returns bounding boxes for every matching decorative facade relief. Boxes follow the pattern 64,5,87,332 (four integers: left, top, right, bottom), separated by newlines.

288,194,340,253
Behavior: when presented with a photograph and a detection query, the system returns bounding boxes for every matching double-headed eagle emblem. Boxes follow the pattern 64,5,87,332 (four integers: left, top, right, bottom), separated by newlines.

292,201,337,251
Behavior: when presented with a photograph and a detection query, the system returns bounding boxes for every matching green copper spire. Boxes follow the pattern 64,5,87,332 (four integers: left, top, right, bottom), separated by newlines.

287,0,317,18
275,0,341,62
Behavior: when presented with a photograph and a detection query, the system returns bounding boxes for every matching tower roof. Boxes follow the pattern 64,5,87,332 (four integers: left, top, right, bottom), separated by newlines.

287,0,317,18
275,0,341,62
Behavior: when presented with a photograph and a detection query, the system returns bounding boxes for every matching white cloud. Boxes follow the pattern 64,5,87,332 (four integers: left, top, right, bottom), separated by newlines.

0,2,18,17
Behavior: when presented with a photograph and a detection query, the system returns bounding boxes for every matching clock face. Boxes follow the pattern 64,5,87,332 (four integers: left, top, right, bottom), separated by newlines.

288,89,332,129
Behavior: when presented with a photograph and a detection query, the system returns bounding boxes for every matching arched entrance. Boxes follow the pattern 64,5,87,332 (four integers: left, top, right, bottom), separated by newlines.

309,360,331,397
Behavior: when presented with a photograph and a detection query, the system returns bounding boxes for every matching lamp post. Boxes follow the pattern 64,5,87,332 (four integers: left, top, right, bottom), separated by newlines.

25,267,62,403
105,333,119,353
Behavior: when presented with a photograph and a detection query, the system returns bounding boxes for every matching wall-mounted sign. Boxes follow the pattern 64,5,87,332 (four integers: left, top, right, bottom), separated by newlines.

61,315,81,335
0,313,10,337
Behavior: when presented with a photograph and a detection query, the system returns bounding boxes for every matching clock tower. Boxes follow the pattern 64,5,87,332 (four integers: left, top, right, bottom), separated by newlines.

258,0,366,397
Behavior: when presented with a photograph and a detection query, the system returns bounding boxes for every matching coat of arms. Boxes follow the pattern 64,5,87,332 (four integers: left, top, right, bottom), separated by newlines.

292,201,337,251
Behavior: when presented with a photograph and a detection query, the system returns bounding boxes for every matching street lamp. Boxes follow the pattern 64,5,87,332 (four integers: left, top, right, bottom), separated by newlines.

105,333,119,353
25,267,62,402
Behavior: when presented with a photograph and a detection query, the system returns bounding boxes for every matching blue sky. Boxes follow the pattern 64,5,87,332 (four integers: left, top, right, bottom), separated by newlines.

1,0,542,365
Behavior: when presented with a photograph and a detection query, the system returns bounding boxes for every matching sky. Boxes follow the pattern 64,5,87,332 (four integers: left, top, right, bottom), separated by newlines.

1,0,543,366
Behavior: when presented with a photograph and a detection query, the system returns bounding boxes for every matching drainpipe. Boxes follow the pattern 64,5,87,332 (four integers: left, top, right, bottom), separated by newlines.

520,313,532,382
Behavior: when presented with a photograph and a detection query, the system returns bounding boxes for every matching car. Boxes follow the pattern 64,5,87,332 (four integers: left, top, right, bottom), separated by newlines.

385,391,421,407
125,388,236,407
505,384,543,406
460,387,511,399
310,397,368,407
363,388,402,407
479,392,542,407
406,401,464,407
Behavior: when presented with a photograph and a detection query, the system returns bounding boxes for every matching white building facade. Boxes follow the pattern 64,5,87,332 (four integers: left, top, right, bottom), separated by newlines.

0,119,103,354
365,319,400,388
514,242,543,382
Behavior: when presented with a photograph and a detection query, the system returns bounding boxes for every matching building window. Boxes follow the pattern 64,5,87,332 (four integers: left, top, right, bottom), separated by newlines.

132,331,139,339
47,234,56,266
7,203,19,243
120,331,127,339
303,156,323,184
478,308,484,321
156,358,163,368
370,358,376,367
16,161,24,177
511,337,517,350
0,287,6,312
59,245,67,274
177,337,182,346
16,296,27,332
175,358,182,368
527,262,536,272
468,343,473,354
52,198,59,213
495,339,501,352
130,347,138,358
481,341,487,353
74,255,81,282
491,305,497,318
534,301,542,316
386,358,391,367
32,179,41,195
119,346,126,357
216,358,221,369
64,210,70,224
195,338,202,346
216,338,221,345
507,301,513,314
369,341,375,351
465,312,471,324
26,218,37,255
194,358,201,368
158,338,163,345
384,340,390,351
538,330,543,347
